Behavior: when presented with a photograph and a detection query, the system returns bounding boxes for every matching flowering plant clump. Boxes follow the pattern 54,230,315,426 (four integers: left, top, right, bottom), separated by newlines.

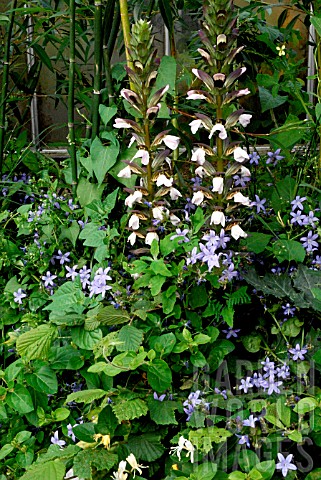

1,0,321,479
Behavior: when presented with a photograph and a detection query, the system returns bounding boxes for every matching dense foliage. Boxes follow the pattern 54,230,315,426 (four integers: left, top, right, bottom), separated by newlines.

1,1,321,479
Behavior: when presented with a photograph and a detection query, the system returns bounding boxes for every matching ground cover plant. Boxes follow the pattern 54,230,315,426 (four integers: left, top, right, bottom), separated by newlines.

2,0,321,479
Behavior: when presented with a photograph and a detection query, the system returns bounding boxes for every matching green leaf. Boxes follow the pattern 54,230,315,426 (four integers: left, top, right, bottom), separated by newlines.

271,176,296,213
59,221,79,248
158,0,173,33
72,423,96,443
90,137,119,185
258,86,288,113
52,408,70,421
25,366,58,395
276,397,291,427
20,460,65,480
148,398,178,425
115,325,143,352
189,284,208,308
77,177,104,207
73,449,118,479
65,389,107,405
71,327,102,350
35,445,80,465
79,222,106,247
99,105,117,125
49,346,84,370
6,385,34,414
242,334,261,353
160,285,177,314
238,450,260,473
293,397,319,414
249,460,275,480
44,281,85,314
126,433,165,461
287,430,302,442
191,207,205,233
147,359,172,391
272,239,305,263
193,462,217,480
33,44,54,71
112,398,148,422
97,305,130,326
311,16,321,37
305,469,321,480
150,259,172,277
16,325,58,361
243,232,272,254
153,56,177,96
189,427,232,454
0,444,14,460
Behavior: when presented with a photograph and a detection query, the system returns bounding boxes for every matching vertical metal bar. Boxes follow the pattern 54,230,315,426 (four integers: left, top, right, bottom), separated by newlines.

307,3,316,106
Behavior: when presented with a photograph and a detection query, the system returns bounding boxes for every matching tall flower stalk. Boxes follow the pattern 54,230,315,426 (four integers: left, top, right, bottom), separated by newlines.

91,0,104,140
68,0,77,194
0,0,18,174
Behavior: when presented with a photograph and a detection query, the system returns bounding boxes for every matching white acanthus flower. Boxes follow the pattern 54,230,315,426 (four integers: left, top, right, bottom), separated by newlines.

132,149,150,165
170,214,181,226
126,453,148,478
128,136,136,148
128,214,140,230
191,191,204,206
125,190,143,208
113,118,133,129
156,174,173,187
187,91,207,100
195,166,205,178
212,177,224,194
191,148,206,165
170,436,196,464
240,166,251,177
233,147,249,163
231,224,247,240
209,123,227,140
152,206,168,221
169,187,182,200
233,192,251,205
162,135,180,150
189,119,203,134
239,114,252,127
127,232,137,246
145,232,159,245
117,166,132,178
210,211,225,227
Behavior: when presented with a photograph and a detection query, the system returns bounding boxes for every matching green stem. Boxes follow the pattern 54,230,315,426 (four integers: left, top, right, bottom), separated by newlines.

0,0,18,174
216,94,223,173
91,0,103,141
107,0,120,59
68,0,77,195
145,0,155,19
144,120,153,198
119,0,135,90
317,32,321,180
103,0,116,106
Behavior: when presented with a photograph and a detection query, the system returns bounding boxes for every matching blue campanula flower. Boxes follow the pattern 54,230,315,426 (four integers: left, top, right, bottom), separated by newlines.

238,377,253,393
282,303,295,316
66,265,79,281
222,327,240,339
300,230,319,252
55,250,71,265
50,430,66,448
243,415,258,428
236,434,250,448
251,195,266,214
276,453,297,477
13,288,27,304
249,151,260,165
266,148,284,166
290,210,305,226
288,344,307,361
41,271,57,287
291,196,306,211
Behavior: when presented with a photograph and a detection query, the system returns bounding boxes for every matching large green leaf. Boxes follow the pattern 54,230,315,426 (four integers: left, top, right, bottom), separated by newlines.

16,325,58,361
116,325,144,352
65,389,107,405
147,359,172,391
99,105,117,126
35,445,80,464
25,366,58,395
44,281,85,315
189,427,232,454
148,398,178,425
272,239,305,263
20,460,65,480
258,86,288,113
48,346,84,370
71,327,102,350
79,222,106,247
238,450,260,473
73,449,118,479
90,137,119,185
243,232,272,254
112,398,148,422
77,177,104,207
96,305,130,326
6,385,34,414
126,433,165,461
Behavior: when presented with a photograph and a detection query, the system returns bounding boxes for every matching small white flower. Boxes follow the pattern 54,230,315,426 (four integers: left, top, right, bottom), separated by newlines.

233,192,251,205
128,214,140,230
195,166,206,178
156,174,173,187
212,177,224,194
170,436,196,464
125,190,143,208
127,232,137,246
128,136,136,148
210,211,225,227
117,166,132,178
145,232,159,245
187,91,207,100
191,191,204,205
170,213,181,226
189,119,203,134
152,206,168,221
126,453,148,478
169,187,182,200
231,224,247,240
132,149,150,165
239,114,252,127
234,147,250,163
209,123,227,140
191,148,206,165
162,135,180,150
240,166,251,177
113,118,133,129
111,460,128,480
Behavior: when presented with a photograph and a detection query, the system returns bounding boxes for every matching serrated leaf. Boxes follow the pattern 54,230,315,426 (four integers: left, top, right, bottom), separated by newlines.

117,325,143,352
35,445,80,464
44,281,86,314
20,460,65,480
49,346,84,370
65,389,107,405
189,427,232,454
25,366,58,395
16,325,58,361
148,399,178,425
97,305,130,326
71,327,102,350
79,222,106,247
73,449,118,479
126,433,165,461
112,398,148,422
